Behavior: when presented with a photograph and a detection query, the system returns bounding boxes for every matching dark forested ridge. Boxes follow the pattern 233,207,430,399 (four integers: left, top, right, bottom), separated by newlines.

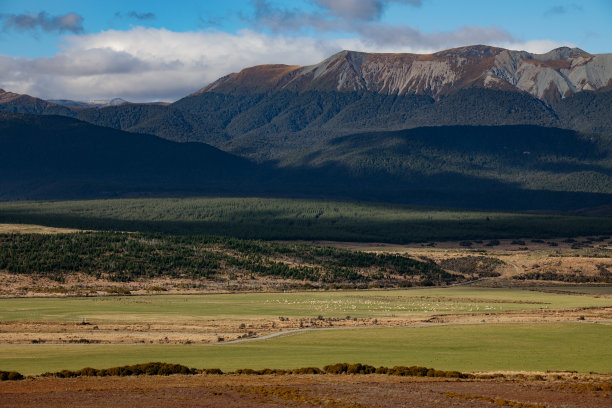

36,89,609,162
0,112,261,200
0,112,610,210
2,87,611,162
282,125,612,194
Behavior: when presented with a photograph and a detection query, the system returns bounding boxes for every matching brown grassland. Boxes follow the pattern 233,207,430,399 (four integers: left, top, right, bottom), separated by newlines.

1,373,611,408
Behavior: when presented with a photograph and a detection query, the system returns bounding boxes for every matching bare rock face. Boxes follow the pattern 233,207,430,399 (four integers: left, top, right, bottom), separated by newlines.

196,45,612,103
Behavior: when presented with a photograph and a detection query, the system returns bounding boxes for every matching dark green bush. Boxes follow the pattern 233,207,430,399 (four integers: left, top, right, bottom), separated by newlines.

0,371,24,381
346,363,376,374
42,362,196,378
36,362,470,379
292,367,322,374
323,363,349,374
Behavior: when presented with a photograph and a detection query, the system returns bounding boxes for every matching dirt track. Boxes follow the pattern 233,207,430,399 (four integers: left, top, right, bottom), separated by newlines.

1,374,610,407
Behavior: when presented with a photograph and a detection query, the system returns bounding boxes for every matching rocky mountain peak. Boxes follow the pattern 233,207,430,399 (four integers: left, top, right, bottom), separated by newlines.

536,47,589,61
171,45,612,104
0,89,22,103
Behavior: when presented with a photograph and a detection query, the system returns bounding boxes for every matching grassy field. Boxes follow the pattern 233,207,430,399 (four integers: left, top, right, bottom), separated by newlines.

1,197,611,242
0,287,610,323
0,288,610,375
0,323,610,375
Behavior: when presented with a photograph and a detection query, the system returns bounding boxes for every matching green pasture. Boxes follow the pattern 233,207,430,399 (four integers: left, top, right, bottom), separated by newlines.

0,287,609,323
537,286,612,295
1,197,611,242
0,323,610,375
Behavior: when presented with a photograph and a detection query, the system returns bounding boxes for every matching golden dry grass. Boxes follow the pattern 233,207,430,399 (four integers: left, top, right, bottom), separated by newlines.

0,223,81,234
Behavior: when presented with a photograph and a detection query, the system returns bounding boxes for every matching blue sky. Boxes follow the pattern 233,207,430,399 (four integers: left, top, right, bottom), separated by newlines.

1,0,610,101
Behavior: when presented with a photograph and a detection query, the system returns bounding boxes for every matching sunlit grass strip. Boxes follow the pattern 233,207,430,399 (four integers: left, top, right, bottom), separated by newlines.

1,197,611,242
0,288,609,322
1,323,609,375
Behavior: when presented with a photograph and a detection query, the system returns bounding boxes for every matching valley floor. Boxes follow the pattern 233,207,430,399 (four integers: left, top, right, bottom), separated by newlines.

0,222,610,387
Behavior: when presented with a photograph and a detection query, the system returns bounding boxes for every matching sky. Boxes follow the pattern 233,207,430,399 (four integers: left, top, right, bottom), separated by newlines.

0,0,610,102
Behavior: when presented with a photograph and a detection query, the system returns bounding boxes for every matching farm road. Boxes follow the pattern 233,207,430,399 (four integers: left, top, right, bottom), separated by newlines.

220,319,608,344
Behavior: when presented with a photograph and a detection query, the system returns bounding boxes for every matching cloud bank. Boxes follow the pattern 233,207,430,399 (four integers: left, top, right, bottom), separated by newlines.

252,0,423,33
0,26,573,102
1,11,84,34
113,11,157,21
543,3,583,17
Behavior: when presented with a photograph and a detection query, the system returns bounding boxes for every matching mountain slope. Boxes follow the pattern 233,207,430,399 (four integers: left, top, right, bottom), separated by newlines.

0,112,260,200
115,88,608,161
0,89,76,116
0,112,610,210
9,87,606,163
283,125,612,192
279,125,612,210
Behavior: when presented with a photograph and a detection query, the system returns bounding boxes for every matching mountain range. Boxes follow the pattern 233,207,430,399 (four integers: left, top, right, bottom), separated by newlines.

47,98,131,108
0,45,611,210
200,45,612,102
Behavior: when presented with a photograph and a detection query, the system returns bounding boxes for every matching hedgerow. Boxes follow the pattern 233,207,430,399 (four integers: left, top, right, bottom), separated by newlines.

37,362,472,379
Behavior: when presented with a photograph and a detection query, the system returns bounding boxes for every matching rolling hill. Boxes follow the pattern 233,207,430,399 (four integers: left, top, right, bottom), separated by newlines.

0,112,261,200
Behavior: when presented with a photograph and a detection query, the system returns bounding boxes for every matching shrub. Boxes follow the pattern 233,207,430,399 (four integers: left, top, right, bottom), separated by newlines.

44,362,197,378
292,367,322,374
346,363,376,374
375,366,389,374
234,368,256,375
36,362,470,380
0,371,24,381
323,363,349,374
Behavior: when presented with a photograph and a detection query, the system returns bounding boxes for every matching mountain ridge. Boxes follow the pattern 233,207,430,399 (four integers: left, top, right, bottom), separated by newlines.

0,112,610,211
197,45,611,103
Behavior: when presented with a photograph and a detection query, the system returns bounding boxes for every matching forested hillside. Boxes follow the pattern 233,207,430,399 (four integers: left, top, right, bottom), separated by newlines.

0,112,260,200
282,125,612,194
62,89,611,162
0,112,610,210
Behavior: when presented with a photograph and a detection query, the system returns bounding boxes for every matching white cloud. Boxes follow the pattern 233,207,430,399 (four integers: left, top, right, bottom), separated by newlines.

0,27,573,102
0,28,345,101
